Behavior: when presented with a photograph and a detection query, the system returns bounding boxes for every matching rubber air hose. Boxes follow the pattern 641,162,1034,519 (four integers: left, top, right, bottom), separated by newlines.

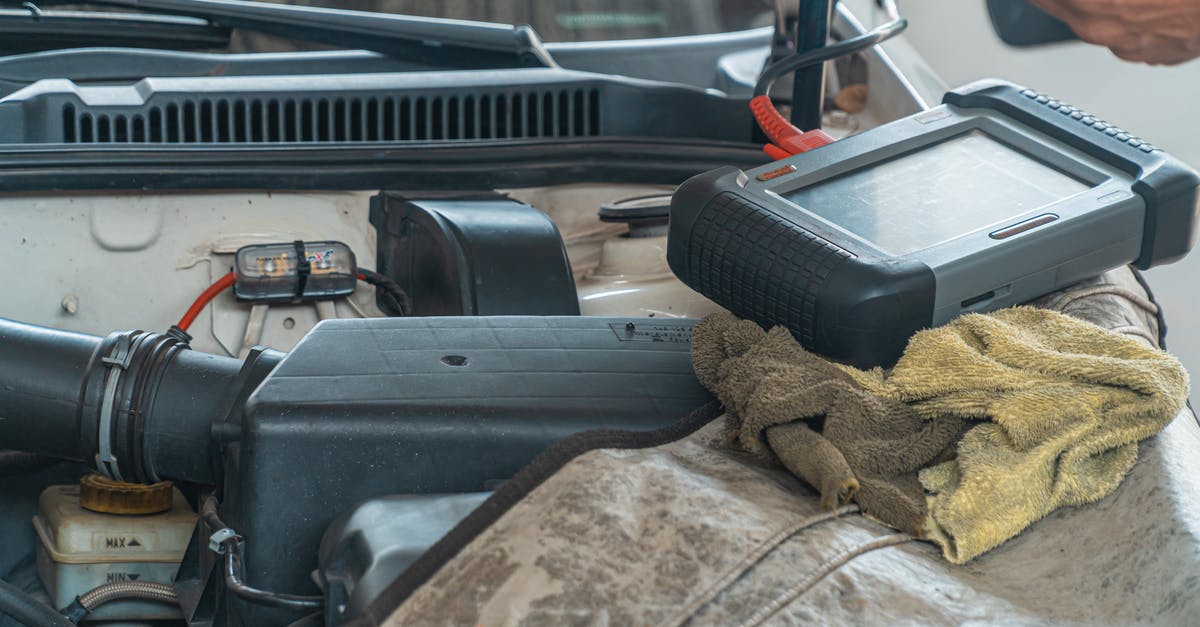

0,318,282,485
0,319,102,462
0,451,60,476
0,577,73,627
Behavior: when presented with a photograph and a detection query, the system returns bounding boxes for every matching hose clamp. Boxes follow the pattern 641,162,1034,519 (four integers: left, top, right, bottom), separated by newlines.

208,528,242,554
95,334,133,481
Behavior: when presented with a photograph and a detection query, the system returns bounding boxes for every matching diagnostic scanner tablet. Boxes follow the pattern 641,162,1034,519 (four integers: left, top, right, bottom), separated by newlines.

667,79,1199,367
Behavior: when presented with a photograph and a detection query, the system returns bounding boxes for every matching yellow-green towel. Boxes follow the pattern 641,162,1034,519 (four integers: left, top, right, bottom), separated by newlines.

694,306,1188,563
882,307,1187,562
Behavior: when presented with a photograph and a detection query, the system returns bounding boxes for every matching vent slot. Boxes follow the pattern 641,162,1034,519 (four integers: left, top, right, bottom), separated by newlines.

960,290,996,309
61,88,602,144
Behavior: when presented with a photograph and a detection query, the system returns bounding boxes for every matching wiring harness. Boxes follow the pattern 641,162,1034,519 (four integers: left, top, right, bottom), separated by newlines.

175,267,410,333
751,0,908,158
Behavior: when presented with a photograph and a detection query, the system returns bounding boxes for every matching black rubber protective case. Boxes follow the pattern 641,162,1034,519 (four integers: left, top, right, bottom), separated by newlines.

669,175,935,368
667,80,1199,368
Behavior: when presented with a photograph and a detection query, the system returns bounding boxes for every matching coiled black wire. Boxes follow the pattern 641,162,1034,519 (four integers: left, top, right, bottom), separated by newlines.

357,267,412,317
754,1,908,97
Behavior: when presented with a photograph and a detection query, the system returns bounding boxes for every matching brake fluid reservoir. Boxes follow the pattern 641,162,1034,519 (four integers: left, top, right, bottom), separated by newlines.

576,195,724,319
34,476,195,621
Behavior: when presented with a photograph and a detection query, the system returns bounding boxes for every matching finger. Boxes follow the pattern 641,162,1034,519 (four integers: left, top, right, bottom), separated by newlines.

1030,0,1200,38
1072,17,1200,52
1069,17,1133,47
1117,17,1200,39
1028,0,1086,25
1142,49,1200,66
1110,46,1153,63
1110,38,1200,65
1036,0,1200,24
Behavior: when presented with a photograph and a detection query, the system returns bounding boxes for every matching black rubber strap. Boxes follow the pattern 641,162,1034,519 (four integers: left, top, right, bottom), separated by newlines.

293,240,310,300
1129,267,1168,349
1129,266,1196,427
353,401,723,626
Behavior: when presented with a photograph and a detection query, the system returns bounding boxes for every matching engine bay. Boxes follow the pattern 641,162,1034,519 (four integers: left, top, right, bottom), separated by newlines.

0,184,730,625
2,184,724,356
5,0,1200,625
0,2,952,625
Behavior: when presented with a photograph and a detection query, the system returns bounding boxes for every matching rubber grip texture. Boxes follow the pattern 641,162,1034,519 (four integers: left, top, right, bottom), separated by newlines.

687,191,854,347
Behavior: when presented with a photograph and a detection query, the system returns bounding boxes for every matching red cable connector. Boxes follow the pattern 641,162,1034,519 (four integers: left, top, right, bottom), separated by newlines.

750,94,835,159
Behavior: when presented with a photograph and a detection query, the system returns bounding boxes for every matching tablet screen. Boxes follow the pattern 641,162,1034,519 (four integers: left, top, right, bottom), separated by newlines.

784,130,1090,255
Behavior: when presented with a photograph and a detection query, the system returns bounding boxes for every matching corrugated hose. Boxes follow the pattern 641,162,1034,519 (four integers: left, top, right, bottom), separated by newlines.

60,581,179,624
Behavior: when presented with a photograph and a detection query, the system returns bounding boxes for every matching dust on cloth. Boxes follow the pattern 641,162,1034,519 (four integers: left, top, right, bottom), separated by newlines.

692,307,1188,563
691,315,962,537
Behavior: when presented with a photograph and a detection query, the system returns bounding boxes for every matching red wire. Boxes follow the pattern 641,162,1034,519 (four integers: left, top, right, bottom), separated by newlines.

178,272,236,332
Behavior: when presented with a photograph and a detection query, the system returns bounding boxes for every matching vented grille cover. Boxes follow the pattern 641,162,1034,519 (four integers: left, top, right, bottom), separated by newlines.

0,69,752,145
60,89,600,144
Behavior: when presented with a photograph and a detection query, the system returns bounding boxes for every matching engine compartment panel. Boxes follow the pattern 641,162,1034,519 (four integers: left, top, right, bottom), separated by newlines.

0,183,721,359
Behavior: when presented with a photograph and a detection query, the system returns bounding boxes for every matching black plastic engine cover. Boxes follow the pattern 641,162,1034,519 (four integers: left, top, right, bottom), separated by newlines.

223,316,710,625
319,493,491,626
371,194,580,316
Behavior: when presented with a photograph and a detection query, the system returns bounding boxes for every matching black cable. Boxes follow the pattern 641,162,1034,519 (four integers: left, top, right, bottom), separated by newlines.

356,267,412,317
223,553,323,611
200,495,224,532
790,0,834,130
1129,267,1197,428
0,577,72,627
753,12,908,96
201,498,324,612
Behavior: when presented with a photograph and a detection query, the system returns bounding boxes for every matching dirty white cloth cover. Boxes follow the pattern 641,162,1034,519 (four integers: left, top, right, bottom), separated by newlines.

385,267,1200,626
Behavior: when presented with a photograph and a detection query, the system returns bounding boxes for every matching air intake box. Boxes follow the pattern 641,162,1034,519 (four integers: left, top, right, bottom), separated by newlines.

222,316,710,625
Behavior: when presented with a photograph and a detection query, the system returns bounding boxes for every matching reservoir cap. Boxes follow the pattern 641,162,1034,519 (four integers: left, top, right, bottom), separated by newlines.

79,474,174,515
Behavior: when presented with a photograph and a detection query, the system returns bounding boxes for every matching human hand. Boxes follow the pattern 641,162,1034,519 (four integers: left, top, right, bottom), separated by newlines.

1029,0,1200,64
